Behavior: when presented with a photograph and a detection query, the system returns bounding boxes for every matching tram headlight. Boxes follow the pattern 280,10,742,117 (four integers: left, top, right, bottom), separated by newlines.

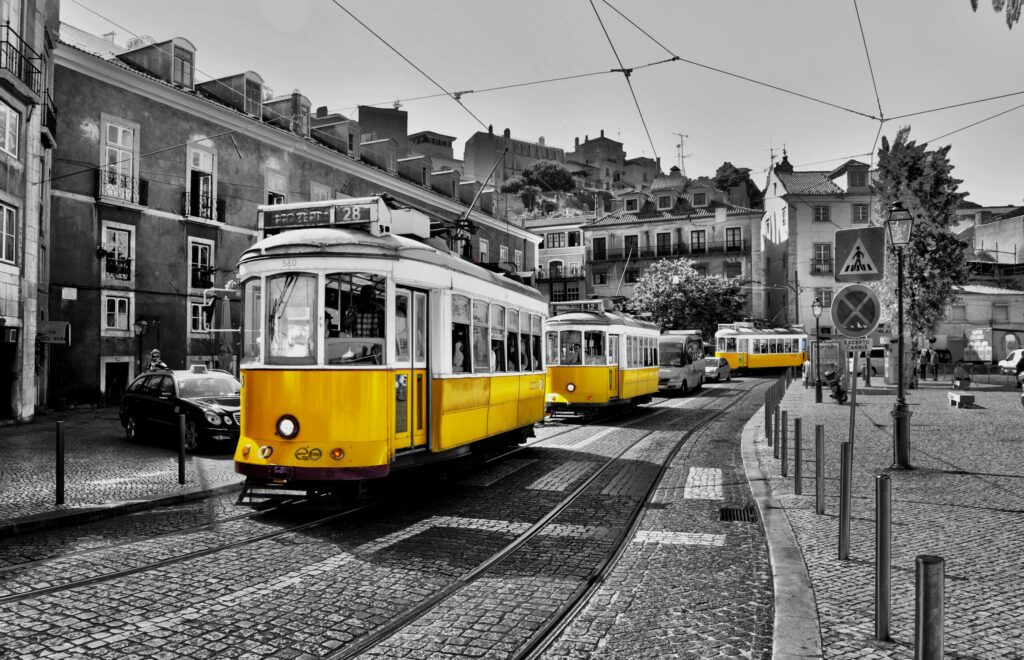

205,411,222,425
276,415,300,439
566,383,576,392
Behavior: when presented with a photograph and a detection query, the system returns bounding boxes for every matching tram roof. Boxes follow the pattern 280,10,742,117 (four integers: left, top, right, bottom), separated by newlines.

546,310,660,331
240,227,545,301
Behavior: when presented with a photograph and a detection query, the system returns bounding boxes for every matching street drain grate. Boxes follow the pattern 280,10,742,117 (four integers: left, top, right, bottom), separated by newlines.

719,505,758,523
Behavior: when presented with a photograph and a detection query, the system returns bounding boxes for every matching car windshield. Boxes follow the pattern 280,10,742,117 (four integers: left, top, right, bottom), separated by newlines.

177,375,241,398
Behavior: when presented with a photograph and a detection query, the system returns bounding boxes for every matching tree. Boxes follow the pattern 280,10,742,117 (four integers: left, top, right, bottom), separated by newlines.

871,126,969,340
970,0,1022,29
713,162,763,208
521,161,575,193
629,259,749,339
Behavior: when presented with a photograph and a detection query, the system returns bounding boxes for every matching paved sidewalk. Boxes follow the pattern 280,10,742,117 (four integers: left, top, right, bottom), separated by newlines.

745,376,1024,658
0,407,243,536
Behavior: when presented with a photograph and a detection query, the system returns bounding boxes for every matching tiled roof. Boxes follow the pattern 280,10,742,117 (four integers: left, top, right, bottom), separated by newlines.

59,23,127,59
585,204,760,228
776,171,844,195
524,214,592,229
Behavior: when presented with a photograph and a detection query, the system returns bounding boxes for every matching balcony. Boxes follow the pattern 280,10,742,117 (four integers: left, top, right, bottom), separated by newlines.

811,257,834,274
182,192,225,221
104,257,132,281
588,239,750,262
537,265,586,282
40,92,56,148
0,25,43,99
97,170,149,207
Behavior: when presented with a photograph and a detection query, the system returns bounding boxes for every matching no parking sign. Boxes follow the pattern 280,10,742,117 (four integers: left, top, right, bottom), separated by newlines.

832,284,881,339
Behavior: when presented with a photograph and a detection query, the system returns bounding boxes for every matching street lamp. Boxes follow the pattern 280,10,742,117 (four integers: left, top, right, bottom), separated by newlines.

812,297,823,403
886,201,914,469
133,320,149,376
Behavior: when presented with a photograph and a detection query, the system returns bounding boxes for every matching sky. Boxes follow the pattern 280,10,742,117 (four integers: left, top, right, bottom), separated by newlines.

59,0,1024,207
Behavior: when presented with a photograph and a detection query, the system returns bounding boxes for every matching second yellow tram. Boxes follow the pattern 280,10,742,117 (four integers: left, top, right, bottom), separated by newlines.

714,322,808,371
544,300,661,412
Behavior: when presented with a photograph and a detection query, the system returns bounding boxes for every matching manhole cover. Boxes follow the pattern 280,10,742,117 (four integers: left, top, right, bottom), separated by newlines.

719,505,758,523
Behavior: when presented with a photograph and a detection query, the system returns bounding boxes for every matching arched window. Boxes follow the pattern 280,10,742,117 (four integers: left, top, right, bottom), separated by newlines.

548,260,563,277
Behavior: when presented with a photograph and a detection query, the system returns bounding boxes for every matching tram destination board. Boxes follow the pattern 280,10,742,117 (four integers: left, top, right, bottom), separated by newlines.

260,201,378,231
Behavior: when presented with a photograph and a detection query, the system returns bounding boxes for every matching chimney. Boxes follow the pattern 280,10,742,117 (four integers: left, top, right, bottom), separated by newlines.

538,136,545,147
585,135,589,142
102,31,116,43
600,129,605,138
316,106,328,118
503,128,511,139
575,137,580,148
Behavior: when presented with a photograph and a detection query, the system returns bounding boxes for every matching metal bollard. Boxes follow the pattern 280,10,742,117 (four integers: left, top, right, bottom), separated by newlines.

838,441,852,560
915,555,944,659
793,418,802,495
773,406,781,458
876,474,891,642
177,414,187,485
765,390,772,444
781,411,789,476
815,424,825,515
56,421,65,505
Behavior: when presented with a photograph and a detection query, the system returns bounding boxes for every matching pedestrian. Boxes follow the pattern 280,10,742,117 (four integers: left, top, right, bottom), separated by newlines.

146,349,168,372
917,349,928,381
930,347,939,380
952,361,972,390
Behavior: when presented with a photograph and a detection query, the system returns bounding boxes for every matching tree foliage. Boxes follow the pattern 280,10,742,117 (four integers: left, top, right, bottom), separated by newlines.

713,162,763,208
629,259,749,339
870,126,969,339
970,0,1022,29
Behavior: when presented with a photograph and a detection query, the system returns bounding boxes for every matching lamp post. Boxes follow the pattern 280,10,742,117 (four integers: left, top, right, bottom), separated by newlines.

812,298,823,403
886,202,914,469
133,320,149,376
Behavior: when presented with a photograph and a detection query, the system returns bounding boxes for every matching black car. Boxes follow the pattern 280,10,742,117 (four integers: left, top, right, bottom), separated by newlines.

120,365,241,452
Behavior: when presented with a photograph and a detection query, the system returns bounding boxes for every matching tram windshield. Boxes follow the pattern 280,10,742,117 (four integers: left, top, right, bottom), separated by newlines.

659,343,687,367
267,273,318,365
324,273,386,365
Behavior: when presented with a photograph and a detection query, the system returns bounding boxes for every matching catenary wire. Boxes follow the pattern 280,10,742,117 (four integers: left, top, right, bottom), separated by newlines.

852,0,884,121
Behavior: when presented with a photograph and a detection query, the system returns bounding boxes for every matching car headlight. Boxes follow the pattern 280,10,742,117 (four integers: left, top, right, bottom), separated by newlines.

222,415,233,425
276,415,299,439
205,411,222,425
566,383,576,392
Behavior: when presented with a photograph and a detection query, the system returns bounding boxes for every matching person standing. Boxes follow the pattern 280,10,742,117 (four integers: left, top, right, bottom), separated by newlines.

930,348,939,380
146,349,168,372
917,349,928,381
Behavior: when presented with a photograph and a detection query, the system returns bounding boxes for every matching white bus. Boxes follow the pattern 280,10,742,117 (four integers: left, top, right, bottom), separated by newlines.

658,330,705,394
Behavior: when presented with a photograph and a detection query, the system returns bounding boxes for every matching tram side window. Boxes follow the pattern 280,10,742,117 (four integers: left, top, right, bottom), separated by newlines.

241,278,262,365
644,337,652,367
531,314,543,370
323,273,386,365
560,330,582,365
491,305,506,372
519,312,531,372
726,337,737,352
507,309,520,372
472,300,490,373
546,331,559,366
759,339,768,354
584,331,605,365
395,291,410,361
627,336,634,367
267,273,318,365
451,294,471,373
608,334,619,366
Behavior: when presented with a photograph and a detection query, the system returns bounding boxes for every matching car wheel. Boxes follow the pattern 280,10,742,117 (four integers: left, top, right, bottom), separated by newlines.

124,413,139,441
183,420,202,452
726,372,731,382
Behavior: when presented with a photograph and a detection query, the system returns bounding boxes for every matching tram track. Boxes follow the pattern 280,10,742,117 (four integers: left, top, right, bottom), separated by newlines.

324,380,758,660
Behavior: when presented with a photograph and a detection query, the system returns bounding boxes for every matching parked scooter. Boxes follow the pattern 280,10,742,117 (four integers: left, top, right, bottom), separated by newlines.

823,368,848,404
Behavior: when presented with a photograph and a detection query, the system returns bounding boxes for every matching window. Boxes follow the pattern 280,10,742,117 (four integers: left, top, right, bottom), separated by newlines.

514,250,523,270
950,305,966,322
241,278,262,365
692,193,706,206
815,287,833,308
0,101,17,158
656,232,671,256
625,198,639,212
592,237,607,260
244,78,262,116
190,300,211,333
0,203,14,264
567,231,581,247
189,238,214,289
499,245,509,265
478,238,489,264
726,227,742,251
690,230,706,253
657,195,672,210
104,295,129,330
814,206,830,223
323,273,385,365
624,269,639,283
173,46,194,87
584,330,605,365
593,271,607,285
188,148,216,219
506,309,520,372
102,225,131,281
546,331,559,365
266,169,287,205
624,235,639,256
567,281,579,299
266,273,319,365
812,243,833,273
102,119,138,202
852,203,869,224
519,312,532,372
490,305,506,372
310,182,333,202
549,260,563,277
725,262,743,278
472,300,490,373
451,294,471,373
547,232,566,248
560,330,582,365
849,170,867,187
993,303,1009,323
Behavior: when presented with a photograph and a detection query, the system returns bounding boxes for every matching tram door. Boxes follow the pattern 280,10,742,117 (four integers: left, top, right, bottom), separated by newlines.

394,288,429,450
737,338,748,368
608,333,620,399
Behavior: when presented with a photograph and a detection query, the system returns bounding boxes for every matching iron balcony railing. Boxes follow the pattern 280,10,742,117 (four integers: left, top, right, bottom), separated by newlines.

182,192,224,221
97,170,149,206
537,266,586,282
0,24,43,96
588,239,750,262
104,257,131,281
190,266,215,289
811,257,834,274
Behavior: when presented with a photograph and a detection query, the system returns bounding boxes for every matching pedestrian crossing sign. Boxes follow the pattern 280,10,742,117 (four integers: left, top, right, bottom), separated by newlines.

835,226,885,282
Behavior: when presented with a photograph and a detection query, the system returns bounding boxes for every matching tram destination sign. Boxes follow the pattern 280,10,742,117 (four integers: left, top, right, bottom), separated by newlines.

260,201,379,231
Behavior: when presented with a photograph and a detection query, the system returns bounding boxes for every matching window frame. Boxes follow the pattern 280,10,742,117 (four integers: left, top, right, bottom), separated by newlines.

657,195,672,210
0,203,16,265
266,168,287,205
189,298,212,335
101,220,134,283
100,291,134,338
852,203,870,224
813,205,831,223
100,114,141,203
0,100,18,158
692,192,707,206
188,237,215,291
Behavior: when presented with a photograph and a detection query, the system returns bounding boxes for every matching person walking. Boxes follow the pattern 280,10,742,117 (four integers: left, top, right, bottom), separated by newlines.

917,349,928,381
930,347,940,380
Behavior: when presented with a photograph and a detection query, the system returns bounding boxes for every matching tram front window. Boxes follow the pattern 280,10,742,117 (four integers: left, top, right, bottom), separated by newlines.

267,273,318,365
560,330,582,365
584,331,605,365
324,273,386,365
241,278,262,365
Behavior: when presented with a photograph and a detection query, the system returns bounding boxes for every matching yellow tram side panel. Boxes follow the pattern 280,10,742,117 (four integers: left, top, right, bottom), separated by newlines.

717,351,805,370
620,366,659,399
236,369,392,469
546,366,613,405
432,373,545,451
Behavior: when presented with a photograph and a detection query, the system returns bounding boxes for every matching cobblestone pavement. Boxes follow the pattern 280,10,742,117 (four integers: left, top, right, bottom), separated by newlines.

0,408,243,534
750,377,1024,658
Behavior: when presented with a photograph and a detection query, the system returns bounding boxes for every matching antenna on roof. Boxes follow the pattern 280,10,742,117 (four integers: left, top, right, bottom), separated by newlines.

673,133,691,177
393,99,402,110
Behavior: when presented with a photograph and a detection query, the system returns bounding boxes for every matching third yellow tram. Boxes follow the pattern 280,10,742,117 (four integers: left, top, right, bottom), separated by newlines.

544,300,661,413
714,322,808,372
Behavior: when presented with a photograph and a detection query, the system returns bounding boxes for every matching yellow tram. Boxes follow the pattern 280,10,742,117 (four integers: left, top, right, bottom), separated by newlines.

544,300,661,412
233,196,548,487
714,322,808,371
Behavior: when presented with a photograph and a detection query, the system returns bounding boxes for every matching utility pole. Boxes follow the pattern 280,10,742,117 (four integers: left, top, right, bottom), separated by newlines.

673,133,691,177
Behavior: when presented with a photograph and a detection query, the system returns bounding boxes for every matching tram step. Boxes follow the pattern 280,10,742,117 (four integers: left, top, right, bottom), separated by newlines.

236,481,308,506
